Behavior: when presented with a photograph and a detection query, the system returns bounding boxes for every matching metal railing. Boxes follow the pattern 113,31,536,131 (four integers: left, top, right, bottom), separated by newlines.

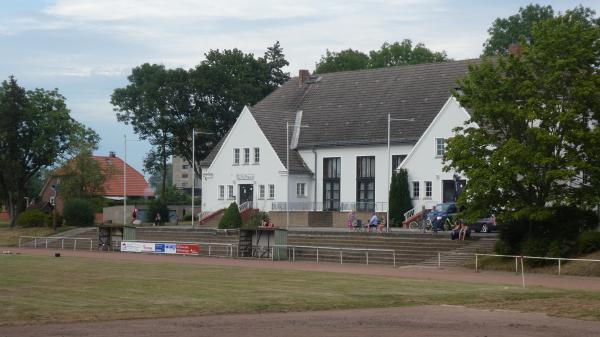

18,236,93,251
403,208,415,221
475,253,600,275
271,202,388,212
122,240,238,257
239,201,254,211
269,244,396,267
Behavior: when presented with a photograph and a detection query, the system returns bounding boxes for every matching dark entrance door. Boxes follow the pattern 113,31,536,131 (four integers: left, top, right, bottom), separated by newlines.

442,179,466,203
239,184,254,206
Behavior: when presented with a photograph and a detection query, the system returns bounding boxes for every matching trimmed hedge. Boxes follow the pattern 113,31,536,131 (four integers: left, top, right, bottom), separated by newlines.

218,202,242,229
63,199,95,226
17,209,51,228
578,231,600,254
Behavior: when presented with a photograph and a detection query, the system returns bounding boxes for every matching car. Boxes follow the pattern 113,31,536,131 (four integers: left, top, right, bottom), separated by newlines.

427,202,458,231
469,216,499,233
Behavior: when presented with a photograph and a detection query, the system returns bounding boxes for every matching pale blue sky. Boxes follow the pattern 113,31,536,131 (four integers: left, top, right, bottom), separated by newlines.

1,0,598,176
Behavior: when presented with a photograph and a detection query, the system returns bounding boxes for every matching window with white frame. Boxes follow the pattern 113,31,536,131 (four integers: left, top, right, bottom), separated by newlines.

259,185,265,199
425,181,432,198
254,147,260,164
297,183,306,197
182,164,188,169
412,181,420,198
227,185,234,199
268,184,275,199
435,138,445,157
233,148,240,165
218,185,224,199
243,148,250,164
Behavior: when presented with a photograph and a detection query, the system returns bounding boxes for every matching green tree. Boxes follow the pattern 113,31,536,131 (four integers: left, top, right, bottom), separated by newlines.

315,49,369,74
63,198,95,227
0,76,99,228
171,42,290,176
59,150,109,201
148,162,172,193
218,202,242,229
112,65,190,199
445,7,600,223
369,40,447,68
388,169,413,225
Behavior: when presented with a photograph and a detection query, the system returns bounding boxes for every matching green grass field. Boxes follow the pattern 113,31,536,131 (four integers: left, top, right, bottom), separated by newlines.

1,254,600,326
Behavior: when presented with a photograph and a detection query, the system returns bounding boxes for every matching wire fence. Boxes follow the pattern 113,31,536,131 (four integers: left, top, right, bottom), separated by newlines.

18,236,94,251
269,244,396,267
475,253,600,276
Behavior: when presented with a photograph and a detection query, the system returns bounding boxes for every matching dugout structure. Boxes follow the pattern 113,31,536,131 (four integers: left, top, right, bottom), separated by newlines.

97,224,136,251
239,227,287,260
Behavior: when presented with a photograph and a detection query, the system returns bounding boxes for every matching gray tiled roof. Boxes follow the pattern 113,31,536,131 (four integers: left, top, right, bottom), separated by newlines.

202,59,479,173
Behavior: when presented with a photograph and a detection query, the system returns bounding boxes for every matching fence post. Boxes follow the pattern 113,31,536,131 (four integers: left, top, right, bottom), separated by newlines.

515,257,518,274
45,238,48,249
520,256,525,288
475,254,478,272
558,258,561,276
293,247,295,262
271,247,274,262
316,248,319,263
340,250,343,264
438,252,441,269
366,251,369,265
393,251,396,268
61,239,64,250
74,239,77,250
209,245,212,257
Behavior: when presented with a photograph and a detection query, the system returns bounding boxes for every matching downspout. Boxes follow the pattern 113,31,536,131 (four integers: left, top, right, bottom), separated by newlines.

312,148,317,210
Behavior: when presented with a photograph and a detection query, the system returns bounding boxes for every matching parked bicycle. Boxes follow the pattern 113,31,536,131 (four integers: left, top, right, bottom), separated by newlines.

409,218,433,233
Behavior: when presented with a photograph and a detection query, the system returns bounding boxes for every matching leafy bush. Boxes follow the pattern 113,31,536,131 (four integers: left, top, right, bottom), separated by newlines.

17,209,50,228
183,214,193,221
148,200,169,225
244,211,269,229
578,231,600,254
218,202,242,229
63,199,95,226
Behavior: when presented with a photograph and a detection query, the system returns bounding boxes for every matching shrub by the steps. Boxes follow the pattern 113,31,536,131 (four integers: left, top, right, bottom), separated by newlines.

218,202,242,229
63,199,95,226
148,200,169,225
578,231,600,254
17,209,51,227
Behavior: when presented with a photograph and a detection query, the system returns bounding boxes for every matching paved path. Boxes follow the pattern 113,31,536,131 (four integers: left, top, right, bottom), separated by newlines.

6,247,600,291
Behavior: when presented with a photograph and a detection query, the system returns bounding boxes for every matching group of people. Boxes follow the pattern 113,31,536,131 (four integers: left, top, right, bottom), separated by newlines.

347,211,387,233
131,207,162,226
450,220,469,241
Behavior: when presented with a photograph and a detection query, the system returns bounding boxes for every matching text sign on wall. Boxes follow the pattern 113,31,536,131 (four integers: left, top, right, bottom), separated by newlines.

236,174,254,180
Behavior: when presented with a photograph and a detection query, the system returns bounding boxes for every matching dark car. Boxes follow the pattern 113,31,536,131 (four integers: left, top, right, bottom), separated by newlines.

427,202,458,231
469,216,499,233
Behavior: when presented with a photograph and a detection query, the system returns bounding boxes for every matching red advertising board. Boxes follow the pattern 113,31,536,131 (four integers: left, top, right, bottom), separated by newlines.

176,244,199,255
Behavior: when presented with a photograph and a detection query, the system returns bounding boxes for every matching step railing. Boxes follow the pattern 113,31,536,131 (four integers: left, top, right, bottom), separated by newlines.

19,236,93,251
270,244,396,267
403,208,415,222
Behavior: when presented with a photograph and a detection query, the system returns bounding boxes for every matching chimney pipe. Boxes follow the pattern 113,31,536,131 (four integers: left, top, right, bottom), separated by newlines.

298,69,310,87
109,151,116,158
508,43,522,57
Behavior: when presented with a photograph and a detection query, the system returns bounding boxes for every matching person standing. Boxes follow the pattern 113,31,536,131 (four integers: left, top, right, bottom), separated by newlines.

368,212,378,233
347,210,356,231
131,207,138,224
154,213,161,226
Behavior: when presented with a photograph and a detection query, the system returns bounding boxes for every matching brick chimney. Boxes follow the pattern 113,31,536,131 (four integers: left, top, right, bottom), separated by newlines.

298,69,310,87
508,43,522,57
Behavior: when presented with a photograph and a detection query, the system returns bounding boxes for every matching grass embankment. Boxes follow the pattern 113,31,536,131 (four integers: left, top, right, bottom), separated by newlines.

0,223,74,247
1,255,600,326
475,251,600,277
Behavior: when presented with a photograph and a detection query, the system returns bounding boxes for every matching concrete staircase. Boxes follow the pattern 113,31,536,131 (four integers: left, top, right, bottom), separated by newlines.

417,237,497,267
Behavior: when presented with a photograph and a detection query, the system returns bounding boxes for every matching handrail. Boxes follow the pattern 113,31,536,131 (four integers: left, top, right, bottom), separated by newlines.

475,253,600,275
270,244,396,267
18,236,93,251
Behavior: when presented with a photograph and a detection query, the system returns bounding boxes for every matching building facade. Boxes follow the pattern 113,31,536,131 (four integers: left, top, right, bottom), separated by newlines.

201,60,478,216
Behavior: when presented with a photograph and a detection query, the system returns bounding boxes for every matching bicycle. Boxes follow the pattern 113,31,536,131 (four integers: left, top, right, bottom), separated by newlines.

408,218,432,233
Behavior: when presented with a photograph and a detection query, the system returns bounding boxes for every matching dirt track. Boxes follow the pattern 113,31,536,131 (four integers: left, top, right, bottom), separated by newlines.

3,248,600,337
1,306,600,337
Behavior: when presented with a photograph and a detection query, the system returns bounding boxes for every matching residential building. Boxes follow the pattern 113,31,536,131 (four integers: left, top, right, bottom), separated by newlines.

200,60,478,216
172,156,202,194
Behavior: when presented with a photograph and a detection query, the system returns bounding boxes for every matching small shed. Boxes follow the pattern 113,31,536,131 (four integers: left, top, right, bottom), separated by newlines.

97,224,136,251
239,227,288,260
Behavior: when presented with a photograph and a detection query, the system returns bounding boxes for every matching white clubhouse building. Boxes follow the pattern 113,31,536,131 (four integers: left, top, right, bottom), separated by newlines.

200,60,477,217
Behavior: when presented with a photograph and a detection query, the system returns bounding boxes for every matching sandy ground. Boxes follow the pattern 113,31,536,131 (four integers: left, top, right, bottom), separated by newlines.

1,306,600,337
3,248,600,337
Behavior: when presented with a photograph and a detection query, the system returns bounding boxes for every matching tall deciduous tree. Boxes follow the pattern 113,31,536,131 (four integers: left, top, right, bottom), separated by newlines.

315,40,448,74
482,4,554,56
445,7,600,222
58,150,109,201
0,76,99,227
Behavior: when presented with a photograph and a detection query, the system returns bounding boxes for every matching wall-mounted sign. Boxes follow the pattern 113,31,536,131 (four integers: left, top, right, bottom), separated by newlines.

236,173,255,180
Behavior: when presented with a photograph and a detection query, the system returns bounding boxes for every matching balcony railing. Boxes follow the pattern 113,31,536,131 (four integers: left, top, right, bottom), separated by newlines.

271,202,388,212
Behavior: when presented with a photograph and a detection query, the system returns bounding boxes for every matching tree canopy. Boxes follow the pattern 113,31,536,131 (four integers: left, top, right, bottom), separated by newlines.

58,150,109,201
314,39,448,74
0,76,98,227
445,7,600,222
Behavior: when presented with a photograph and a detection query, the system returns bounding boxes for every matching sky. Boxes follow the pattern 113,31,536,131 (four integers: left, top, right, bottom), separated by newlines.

1,0,598,177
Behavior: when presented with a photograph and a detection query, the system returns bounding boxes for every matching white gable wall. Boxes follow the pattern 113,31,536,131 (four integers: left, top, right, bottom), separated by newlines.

201,107,297,213
399,97,470,211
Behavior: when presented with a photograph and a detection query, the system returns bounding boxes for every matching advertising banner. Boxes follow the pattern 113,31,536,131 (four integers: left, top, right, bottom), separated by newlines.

154,243,165,253
176,244,199,255
141,243,155,253
165,244,177,254
121,241,143,253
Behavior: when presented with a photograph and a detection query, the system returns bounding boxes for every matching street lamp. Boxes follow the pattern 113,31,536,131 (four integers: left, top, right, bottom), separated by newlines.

191,128,213,229
286,121,309,229
387,114,414,232
123,134,141,225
